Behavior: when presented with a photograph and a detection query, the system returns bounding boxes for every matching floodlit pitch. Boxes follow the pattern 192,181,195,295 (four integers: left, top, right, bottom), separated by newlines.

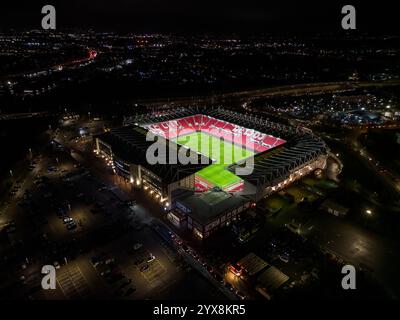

173,132,254,189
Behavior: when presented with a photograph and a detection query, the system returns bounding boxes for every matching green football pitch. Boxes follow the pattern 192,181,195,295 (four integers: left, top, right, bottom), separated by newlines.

173,132,254,188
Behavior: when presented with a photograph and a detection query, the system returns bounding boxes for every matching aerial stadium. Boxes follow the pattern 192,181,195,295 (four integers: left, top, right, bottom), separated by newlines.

95,107,329,238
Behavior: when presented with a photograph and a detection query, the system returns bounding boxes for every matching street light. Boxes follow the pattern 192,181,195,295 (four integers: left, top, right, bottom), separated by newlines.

9,169,13,177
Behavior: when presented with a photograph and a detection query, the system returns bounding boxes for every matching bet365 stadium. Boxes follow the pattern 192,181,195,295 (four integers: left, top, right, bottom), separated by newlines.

95,107,328,238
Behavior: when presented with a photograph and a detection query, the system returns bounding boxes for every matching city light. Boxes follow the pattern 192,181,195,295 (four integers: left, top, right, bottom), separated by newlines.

2,25,399,303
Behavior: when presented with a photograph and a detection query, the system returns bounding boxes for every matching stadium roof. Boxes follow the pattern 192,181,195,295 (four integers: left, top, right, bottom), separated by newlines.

96,125,211,184
177,190,249,225
232,135,328,187
204,109,328,188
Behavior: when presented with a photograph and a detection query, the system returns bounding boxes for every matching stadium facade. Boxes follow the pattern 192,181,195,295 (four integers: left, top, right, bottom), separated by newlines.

94,107,329,239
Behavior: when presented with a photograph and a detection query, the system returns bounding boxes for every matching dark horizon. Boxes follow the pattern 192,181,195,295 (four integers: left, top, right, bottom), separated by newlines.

0,1,399,34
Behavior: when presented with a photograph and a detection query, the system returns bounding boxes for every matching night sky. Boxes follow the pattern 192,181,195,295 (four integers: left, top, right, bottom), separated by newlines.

0,0,398,34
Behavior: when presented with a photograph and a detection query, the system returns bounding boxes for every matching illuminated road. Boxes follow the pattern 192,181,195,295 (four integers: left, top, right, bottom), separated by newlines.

1,48,97,81
131,79,400,107
0,112,49,121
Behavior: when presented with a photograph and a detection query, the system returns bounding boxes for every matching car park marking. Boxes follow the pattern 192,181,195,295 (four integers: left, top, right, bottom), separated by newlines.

57,265,90,299
138,260,166,286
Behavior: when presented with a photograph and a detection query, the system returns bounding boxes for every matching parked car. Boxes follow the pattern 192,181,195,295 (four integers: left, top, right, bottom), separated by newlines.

146,254,155,263
134,258,144,266
63,217,74,224
139,264,149,272
66,221,77,230
278,254,289,263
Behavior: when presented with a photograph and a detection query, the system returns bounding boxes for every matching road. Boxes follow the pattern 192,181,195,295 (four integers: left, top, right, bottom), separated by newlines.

130,79,400,107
